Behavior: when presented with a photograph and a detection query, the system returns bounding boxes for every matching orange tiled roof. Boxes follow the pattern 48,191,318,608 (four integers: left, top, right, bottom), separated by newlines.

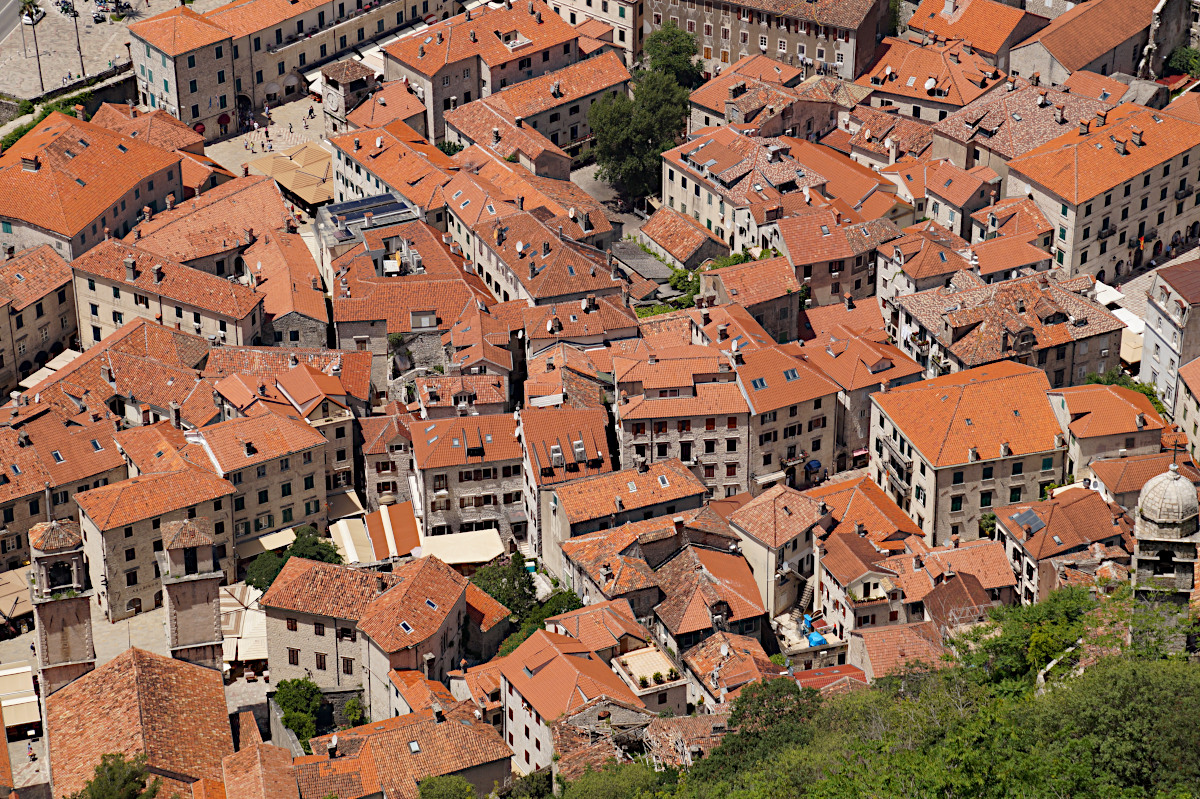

29,519,82,552
181,407,328,474
857,38,1003,109
969,197,1052,243
1062,71,1131,104
852,620,949,677
1007,103,1200,204
0,244,73,311
46,648,233,798
705,255,800,307
794,333,922,392
545,598,648,652
383,0,578,74
499,629,643,719
300,707,510,799
552,459,707,524
74,467,234,530
347,81,428,130
907,0,1036,57
640,206,729,264
872,361,1062,467
221,744,297,799
411,413,521,470
129,5,229,56
995,487,1133,561
203,347,372,404
729,484,825,549
1013,0,1158,72
1050,384,1165,439
804,475,923,544
465,582,511,632
260,557,401,620
0,112,181,239
72,239,263,320
880,538,1017,603
486,51,630,120
388,669,457,712
736,344,841,414
653,546,765,635
683,631,782,699
620,382,750,421
521,406,613,486
1089,452,1200,495
356,556,469,653
90,103,206,153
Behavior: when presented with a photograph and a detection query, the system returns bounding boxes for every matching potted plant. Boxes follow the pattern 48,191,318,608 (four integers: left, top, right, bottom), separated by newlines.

638,676,649,688
652,671,665,685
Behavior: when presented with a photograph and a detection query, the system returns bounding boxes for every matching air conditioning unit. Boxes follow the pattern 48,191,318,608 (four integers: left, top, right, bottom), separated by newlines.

1100,349,1109,357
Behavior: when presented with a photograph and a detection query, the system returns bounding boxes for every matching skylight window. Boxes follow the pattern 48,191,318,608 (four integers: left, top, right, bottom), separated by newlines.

77,139,88,148
784,368,799,381
64,150,76,159
751,377,768,390
51,451,63,464
819,225,830,235
627,481,638,492
425,599,438,610
938,252,947,262
453,190,463,199
75,178,86,187
425,424,436,433
460,200,470,208
13,273,23,282
451,437,461,447
484,433,493,443
400,621,414,633
943,179,952,187
408,741,420,753
906,76,916,87
486,203,495,214
658,475,670,488
117,144,128,153
90,439,103,452
567,265,576,276
10,465,19,476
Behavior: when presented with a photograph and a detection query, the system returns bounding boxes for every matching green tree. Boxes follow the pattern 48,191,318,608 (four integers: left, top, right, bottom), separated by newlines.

470,553,535,621
19,0,45,95
590,70,689,199
498,589,583,656
246,526,342,591
1085,366,1165,413
69,754,159,799
708,252,752,270
275,677,323,752
437,140,464,156
343,696,366,727
1169,46,1200,77
643,21,702,89
417,775,476,799
509,769,554,798
561,762,672,799
979,511,996,539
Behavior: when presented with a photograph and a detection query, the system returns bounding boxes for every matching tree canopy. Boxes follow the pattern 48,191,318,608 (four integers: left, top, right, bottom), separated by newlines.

643,21,703,88
275,677,323,752
589,70,689,198
1085,366,1166,413
69,753,160,799
418,775,477,799
470,552,536,621
246,525,342,591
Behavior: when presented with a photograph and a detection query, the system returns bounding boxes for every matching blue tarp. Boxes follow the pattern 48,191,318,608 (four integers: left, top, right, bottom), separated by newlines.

806,459,822,471
806,631,827,647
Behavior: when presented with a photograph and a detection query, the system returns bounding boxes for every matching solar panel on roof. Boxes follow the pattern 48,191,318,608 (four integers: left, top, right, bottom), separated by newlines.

1011,508,1044,534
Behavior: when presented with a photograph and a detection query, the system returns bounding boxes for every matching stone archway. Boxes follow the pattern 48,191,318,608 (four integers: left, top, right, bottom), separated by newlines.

126,598,143,616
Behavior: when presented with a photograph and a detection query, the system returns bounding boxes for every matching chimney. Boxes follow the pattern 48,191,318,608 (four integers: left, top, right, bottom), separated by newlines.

1054,104,1065,124
843,292,854,310
1136,412,1146,429
354,137,361,150
1030,72,1040,87
1078,119,1089,136
142,205,153,222
536,9,542,21
73,104,85,118
169,400,181,429
542,240,550,257
152,264,163,284
436,31,444,44
515,117,524,128
717,323,729,341
364,211,374,228
1095,109,1107,128
1115,137,1127,156
1131,127,1143,146
326,735,339,758
243,441,254,456
165,193,175,210
2,246,12,261
942,0,954,13
854,522,866,537
101,364,115,385
124,254,136,282
336,215,347,231
419,44,425,57
492,126,501,144
529,262,537,280
16,431,28,448
470,29,477,42
1037,90,1046,107
19,156,38,172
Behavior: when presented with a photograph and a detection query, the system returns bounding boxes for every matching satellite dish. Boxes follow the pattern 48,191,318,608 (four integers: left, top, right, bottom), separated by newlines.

924,77,936,91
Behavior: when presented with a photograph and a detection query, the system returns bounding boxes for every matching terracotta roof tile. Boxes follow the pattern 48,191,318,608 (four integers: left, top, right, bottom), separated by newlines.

521,406,613,486
221,744,298,799
465,582,511,632
907,0,1038,57
1089,452,1200,495
356,556,469,653
74,467,234,529
879,538,1017,602
735,344,841,414
1013,0,1158,72
46,648,233,798
260,558,400,620
552,459,707,524
654,546,764,635
128,6,229,56
411,413,521,470
486,51,630,120
347,80,427,130
499,629,643,719
388,669,457,711
203,347,372,404
996,486,1133,560
181,408,327,473
639,206,729,264
872,361,1062,467
683,631,783,699
1008,103,1200,204
0,112,181,239
705,255,801,307
545,598,648,651
1050,384,1165,439
729,485,825,549
851,620,948,677
0,245,73,311
29,519,82,552
857,38,1004,109
90,103,207,153
796,333,923,392
804,475,923,542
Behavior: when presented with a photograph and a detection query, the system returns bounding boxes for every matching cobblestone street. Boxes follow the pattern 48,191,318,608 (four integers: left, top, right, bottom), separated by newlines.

0,0,154,99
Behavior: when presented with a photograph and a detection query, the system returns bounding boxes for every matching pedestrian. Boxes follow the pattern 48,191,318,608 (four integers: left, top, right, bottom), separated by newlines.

288,122,293,133
303,118,308,129
26,743,34,763
253,120,259,132
243,139,249,150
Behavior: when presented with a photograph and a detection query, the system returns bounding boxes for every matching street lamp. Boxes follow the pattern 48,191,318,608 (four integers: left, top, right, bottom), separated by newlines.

65,0,86,77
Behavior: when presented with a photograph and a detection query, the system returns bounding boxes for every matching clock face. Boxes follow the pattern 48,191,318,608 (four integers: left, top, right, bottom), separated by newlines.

327,94,340,112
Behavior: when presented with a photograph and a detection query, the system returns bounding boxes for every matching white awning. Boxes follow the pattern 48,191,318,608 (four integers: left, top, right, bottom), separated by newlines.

237,528,296,560
0,569,32,621
1093,280,1125,307
330,517,373,564
1,694,40,727
418,528,503,565
754,470,787,485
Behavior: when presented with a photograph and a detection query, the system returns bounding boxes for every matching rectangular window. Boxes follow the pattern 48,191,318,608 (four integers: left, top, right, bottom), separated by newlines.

288,648,299,666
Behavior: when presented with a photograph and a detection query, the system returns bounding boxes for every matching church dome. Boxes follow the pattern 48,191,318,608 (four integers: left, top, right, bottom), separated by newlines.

1138,463,1200,525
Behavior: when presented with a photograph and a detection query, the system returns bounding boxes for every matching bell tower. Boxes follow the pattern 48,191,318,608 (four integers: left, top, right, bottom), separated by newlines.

29,520,95,697
157,518,225,671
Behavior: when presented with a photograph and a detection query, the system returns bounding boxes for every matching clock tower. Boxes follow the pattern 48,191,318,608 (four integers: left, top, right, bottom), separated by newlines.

321,60,379,137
